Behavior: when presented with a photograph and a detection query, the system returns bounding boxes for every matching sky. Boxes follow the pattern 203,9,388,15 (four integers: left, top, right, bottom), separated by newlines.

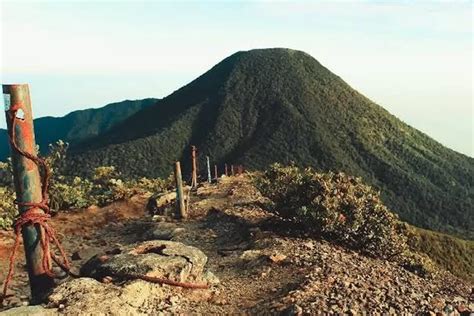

0,0,472,156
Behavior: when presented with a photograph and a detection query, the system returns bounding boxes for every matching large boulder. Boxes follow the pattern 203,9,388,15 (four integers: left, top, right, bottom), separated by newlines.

46,240,219,314
80,240,214,284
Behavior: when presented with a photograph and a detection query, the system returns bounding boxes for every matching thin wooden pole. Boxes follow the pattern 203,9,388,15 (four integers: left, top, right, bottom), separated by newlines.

174,161,186,219
224,163,228,176
214,164,218,180
206,156,211,183
191,145,197,188
3,84,54,302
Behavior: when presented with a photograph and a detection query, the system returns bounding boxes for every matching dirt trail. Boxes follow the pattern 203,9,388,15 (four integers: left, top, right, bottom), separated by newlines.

0,175,472,314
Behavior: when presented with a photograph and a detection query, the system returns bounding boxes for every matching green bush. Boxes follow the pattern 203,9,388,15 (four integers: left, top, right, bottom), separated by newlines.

1,140,172,228
0,187,16,229
255,163,407,259
49,176,95,211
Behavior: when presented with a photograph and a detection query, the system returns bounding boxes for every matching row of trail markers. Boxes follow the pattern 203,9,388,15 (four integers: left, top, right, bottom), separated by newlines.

172,145,246,219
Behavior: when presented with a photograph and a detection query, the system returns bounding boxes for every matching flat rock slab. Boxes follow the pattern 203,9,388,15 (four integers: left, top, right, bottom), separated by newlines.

80,240,210,284
48,277,169,315
1,305,57,315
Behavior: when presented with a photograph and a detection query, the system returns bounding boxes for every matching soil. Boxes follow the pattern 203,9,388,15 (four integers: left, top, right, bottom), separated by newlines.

0,175,473,314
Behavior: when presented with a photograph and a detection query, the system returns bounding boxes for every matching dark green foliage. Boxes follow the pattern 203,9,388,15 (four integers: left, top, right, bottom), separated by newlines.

0,141,170,228
63,48,472,239
255,163,408,259
0,98,157,160
407,226,474,282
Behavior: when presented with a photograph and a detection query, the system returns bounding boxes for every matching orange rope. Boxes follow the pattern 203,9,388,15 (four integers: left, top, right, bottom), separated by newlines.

1,105,71,304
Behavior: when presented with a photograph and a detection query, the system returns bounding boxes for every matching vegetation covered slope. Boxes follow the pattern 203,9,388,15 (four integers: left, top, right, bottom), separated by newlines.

68,48,474,239
0,98,157,160
407,226,474,282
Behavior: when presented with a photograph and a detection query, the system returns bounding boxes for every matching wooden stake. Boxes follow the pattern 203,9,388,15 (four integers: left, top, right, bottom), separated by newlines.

224,163,228,176
206,156,211,183
174,161,186,219
3,84,54,302
191,145,197,188
214,164,218,180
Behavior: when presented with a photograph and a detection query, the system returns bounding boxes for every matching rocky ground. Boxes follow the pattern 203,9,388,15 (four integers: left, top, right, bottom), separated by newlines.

0,175,473,315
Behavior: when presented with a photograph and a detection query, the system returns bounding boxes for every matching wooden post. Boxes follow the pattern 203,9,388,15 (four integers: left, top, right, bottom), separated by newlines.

174,161,186,219
231,165,235,176
206,156,211,183
214,164,218,180
224,163,228,176
191,145,197,188
3,84,55,302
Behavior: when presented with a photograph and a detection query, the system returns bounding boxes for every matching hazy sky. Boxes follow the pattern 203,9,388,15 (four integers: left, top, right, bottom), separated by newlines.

0,0,472,156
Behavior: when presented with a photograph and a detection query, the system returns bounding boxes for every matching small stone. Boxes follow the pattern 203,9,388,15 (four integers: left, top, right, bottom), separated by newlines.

212,297,228,305
152,215,166,222
203,271,220,285
240,250,263,261
455,304,468,313
168,296,179,306
269,253,287,264
281,304,303,316
443,304,454,314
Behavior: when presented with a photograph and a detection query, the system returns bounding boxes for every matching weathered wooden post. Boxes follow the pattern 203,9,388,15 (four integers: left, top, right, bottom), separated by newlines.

206,156,211,183
214,165,218,181
191,145,197,188
224,163,228,177
174,161,186,219
231,164,235,176
2,84,55,302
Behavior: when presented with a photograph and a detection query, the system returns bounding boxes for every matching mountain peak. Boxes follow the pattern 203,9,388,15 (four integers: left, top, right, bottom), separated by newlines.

69,49,474,239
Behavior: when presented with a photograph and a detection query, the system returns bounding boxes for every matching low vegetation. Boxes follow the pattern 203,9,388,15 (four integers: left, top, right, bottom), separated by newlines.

254,163,473,280
254,163,408,259
407,226,474,282
0,141,172,229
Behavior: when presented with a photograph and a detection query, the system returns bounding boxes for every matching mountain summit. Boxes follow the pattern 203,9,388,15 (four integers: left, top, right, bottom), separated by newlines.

69,48,474,238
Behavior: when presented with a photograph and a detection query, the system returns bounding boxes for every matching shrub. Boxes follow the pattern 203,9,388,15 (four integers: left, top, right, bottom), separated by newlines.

49,176,95,211
399,250,437,278
0,187,16,229
0,139,172,229
255,163,407,259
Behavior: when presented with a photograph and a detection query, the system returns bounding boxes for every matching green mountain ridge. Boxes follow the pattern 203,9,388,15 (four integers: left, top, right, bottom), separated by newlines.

0,98,158,160
66,48,473,238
